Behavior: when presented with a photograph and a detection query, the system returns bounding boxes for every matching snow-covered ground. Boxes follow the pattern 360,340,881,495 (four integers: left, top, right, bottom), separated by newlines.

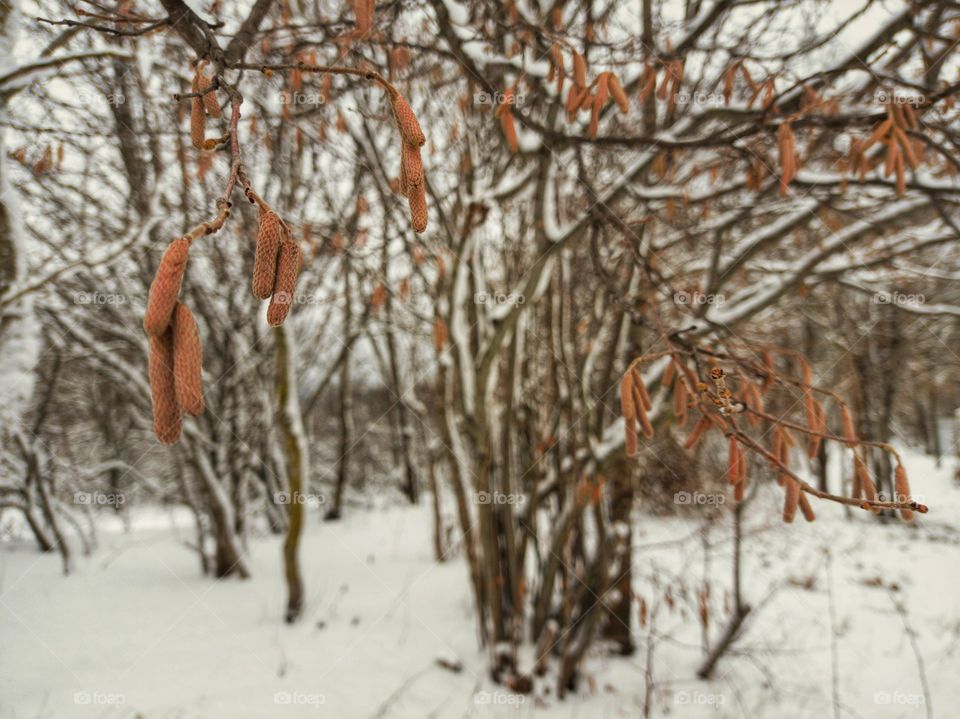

2,448,958,718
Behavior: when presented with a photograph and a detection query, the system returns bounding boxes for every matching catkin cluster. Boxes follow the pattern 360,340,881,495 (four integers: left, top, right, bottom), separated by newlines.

144,238,205,444
253,204,303,326
390,91,428,233
620,367,653,457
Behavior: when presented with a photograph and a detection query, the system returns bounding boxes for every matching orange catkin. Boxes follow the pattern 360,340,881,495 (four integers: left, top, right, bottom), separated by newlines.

408,183,428,233
620,371,636,421
797,492,816,522
733,478,745,502
190,97,205,149
401,143,424,189
171,302,204,416
857,456,879,504
145,238,190,336
197,74,221,118
149,329,182,445
840,404,857,446
783,478,800,523
391,93,425,147
267,240,302,326
684,417,709,449
632,368,652,412
253,207,283,299
727,437,741,485
895,464,914,521
673,377,688,425
624,419,638,457
500,111,520,152
609,74,629,113
572,51,587,87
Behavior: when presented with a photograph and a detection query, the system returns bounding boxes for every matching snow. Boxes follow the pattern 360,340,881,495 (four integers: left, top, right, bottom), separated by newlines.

3,447,958,718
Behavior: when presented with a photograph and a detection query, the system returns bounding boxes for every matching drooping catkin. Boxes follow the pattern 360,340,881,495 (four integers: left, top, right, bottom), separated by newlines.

684,417,709,449
609,74,629,113
196,73,221,118
760,350,776,393
624,419,638,457
572,51,587,87
620,371,636,421
391,92,425,147
267,239,302,326
783,478,800,523
149,329,182,445
807,400,824,459
673,376,688,425
190,97,205,150
662,357,677,388
727,436,742,485
797,492,816,522
253,206,283,299
840,404,857,447
632,368,652,412
171,302,204,416
895,463,914,521
401,142,424,189
408,183,428,234
145,237,191,336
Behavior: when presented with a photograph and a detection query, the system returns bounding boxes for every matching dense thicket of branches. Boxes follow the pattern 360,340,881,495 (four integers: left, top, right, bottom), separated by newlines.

1,0,959,696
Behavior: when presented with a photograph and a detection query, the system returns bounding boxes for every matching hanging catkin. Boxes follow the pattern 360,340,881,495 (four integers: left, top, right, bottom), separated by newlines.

684,417,709,449
632,368,652,412
673,376,688,426
797,492,816,522
196,73,221,118
783,478,800,522
190,96,205,149
895,464,914,521
620,371,636,421
267,239,302,326
401,142,424,189
171,302,204,416
149,329,182,445
391,93,425,147
727,436,742,485
145,237,190,336
408,183,428,234
840,404,857,447
253,206,283,299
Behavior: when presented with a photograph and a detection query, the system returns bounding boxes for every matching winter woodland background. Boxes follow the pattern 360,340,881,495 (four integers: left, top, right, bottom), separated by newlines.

2,0,960,717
